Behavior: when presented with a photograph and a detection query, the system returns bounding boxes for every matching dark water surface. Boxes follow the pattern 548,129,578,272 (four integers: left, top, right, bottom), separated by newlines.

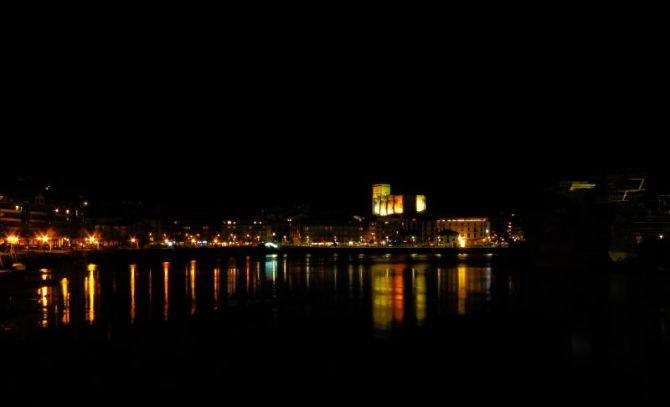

1,253,668,402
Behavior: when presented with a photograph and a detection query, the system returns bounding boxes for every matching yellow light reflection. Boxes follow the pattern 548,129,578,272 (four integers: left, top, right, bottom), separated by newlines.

213,267,220,310
85,269,96,324
38,286,49,328
227,265,237,297
163,262,169,321
415,271,426,326
189,260,197,315
61,278,70,325
458,265,467,315
372,268,393,335
392,267,404,325
130,264,137,323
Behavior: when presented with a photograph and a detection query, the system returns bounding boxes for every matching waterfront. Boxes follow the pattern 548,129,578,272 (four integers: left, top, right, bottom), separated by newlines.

1,252,669,401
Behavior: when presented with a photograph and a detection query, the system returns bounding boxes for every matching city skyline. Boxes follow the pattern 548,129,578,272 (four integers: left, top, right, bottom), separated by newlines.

3,158,668,216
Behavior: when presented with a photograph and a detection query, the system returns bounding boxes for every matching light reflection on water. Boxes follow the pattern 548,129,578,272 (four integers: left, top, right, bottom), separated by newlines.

23,256,501,335
130,264,136,323
85,265,97,324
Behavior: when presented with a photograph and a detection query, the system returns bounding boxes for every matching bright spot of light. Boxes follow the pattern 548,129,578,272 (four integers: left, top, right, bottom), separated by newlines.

458,235,466,248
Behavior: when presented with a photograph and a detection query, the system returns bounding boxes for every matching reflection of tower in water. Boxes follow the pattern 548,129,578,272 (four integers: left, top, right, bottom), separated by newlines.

372,265,405,336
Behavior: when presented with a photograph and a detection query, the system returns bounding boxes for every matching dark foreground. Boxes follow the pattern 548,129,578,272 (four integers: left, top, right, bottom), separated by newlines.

1,252,668,403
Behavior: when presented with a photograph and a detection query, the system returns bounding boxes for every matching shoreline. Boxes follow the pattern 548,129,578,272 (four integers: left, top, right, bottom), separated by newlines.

2,245,524,269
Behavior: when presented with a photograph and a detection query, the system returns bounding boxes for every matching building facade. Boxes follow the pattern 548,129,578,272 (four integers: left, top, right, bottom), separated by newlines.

372,184,426,217
436,218,491,247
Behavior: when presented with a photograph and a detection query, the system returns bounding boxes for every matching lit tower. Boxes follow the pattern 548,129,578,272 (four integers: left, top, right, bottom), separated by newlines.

372,184,391,216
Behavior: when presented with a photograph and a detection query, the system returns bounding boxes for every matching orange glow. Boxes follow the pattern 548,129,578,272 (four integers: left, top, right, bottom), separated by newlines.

213,267,220,310
393,195,404,215
163,262,169,321
85,270,96,324
227,265,237,297
61,278,70,325
189,261,196,315
392,268,404,324
415,271,426,326
130,264,137,323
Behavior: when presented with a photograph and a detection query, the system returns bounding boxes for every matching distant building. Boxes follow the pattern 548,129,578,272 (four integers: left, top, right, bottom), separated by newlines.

436,218,491,247
0,195,22,233
372,184,426,217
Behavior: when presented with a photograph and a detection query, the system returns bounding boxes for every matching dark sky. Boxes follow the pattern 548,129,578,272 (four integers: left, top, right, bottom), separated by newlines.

4,20,667,215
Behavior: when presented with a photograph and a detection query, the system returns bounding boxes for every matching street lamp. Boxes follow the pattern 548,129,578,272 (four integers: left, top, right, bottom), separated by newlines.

38,234,50,251
7,235,19,253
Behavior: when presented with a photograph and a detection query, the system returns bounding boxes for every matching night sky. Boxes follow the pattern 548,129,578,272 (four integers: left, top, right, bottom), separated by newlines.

4,25,667,216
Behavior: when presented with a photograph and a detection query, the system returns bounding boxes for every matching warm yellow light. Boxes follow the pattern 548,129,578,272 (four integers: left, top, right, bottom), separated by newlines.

458,236,466,248
61,278,70,325
416,195,426,213
130,238,136,243
130,264,136,323
569,182,596,191
87,263,97,272
7,235,19,244
85,270,96,324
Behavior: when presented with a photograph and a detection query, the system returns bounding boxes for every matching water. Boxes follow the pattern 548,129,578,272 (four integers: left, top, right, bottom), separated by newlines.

1,253,668,401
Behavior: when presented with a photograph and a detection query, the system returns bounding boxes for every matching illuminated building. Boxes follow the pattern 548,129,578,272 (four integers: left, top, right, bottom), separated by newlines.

436,218,491,247
372,184,426,217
